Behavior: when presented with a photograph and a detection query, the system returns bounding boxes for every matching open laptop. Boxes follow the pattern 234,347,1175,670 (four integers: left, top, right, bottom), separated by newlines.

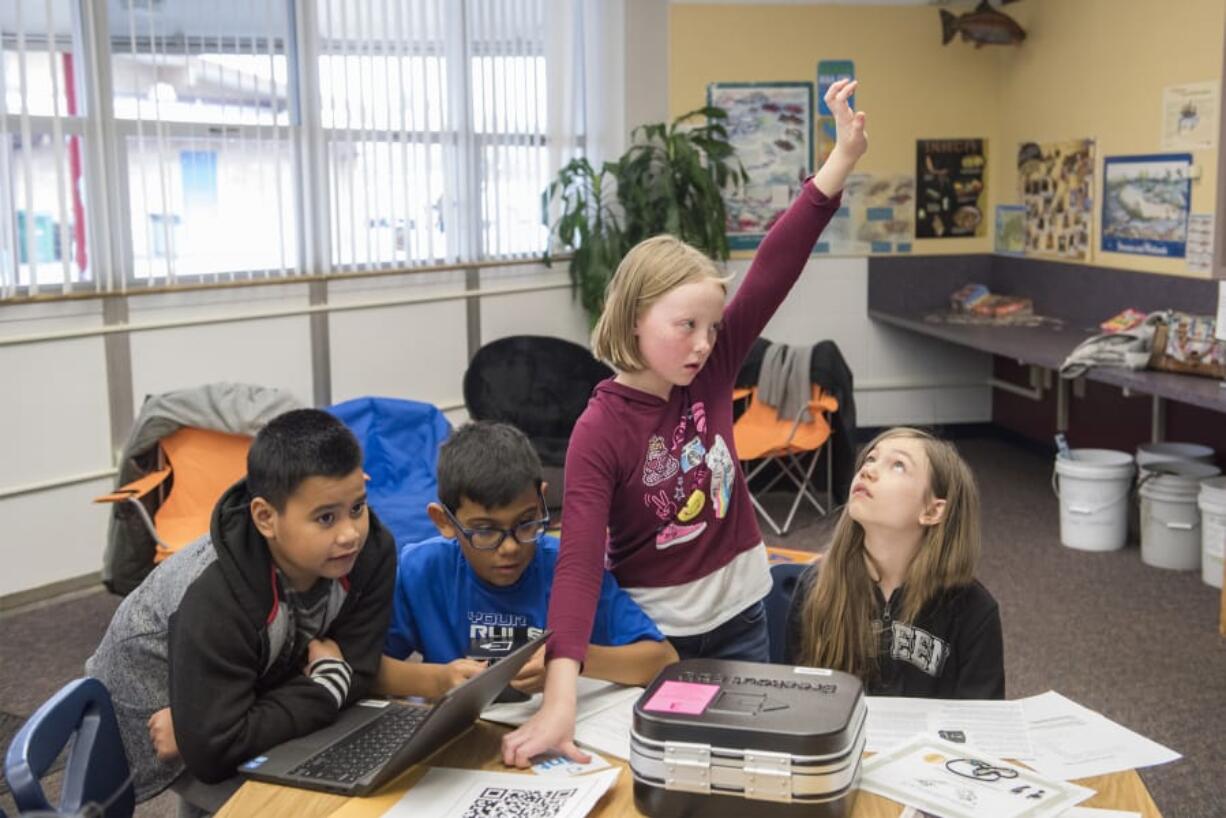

238,631,549,796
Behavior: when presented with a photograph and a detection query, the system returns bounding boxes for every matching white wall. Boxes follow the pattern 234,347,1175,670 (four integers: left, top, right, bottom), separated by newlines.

0,300,114,597
329,270,470,409
128,286,316,409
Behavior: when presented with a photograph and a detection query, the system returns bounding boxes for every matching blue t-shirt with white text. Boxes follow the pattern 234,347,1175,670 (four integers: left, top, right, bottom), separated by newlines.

385,534,665,663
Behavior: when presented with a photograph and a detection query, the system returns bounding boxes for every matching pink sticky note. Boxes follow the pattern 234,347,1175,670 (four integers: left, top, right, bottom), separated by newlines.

642,681,721,715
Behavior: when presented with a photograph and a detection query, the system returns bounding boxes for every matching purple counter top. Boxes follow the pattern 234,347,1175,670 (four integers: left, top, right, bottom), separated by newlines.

868,309,1085,371
869,308,1226,414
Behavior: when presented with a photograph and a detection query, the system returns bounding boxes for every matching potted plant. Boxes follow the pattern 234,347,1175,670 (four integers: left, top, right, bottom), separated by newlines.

544,106,747,324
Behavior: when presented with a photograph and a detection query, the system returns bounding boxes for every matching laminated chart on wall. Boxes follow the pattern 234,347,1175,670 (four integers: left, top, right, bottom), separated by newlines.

1101,154,1192,258
709,82,814,250
1018,139,1095,260
995,205,1026,256
814,172,914,255
916,139,986,239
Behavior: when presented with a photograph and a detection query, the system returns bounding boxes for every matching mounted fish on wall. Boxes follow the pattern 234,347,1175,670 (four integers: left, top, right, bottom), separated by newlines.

940,0,1026,48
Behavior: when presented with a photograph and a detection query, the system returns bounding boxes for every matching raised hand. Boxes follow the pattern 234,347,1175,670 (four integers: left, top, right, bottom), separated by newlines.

825,78,867,161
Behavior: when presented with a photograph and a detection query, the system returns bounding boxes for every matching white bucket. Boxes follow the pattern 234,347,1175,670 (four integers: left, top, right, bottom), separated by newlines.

1132,443,1217,540
1198,476,1226,589
1053,450,1135,552
1135,441,1216,469
1138,461,1222,571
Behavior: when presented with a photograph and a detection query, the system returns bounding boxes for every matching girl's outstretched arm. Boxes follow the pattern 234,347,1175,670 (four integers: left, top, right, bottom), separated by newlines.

709,80,867,381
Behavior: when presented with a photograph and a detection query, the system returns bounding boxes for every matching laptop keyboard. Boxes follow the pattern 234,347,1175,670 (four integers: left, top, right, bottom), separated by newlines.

288,705,429,785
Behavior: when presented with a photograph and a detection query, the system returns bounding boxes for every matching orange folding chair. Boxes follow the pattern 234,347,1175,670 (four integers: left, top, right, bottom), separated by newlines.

95,427,251,563
733,385,838,535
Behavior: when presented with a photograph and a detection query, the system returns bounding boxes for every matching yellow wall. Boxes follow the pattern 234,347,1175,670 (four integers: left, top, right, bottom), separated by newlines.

670,0,1225,276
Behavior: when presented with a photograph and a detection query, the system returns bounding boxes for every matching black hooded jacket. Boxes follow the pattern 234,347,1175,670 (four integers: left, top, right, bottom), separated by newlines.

784,563,1004,699
88,478,396,797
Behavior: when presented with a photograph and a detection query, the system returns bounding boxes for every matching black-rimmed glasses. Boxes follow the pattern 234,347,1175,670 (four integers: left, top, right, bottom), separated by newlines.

440,488,550,551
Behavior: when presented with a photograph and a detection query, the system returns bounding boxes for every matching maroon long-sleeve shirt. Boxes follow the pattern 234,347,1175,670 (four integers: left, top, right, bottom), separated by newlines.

546,180,843,663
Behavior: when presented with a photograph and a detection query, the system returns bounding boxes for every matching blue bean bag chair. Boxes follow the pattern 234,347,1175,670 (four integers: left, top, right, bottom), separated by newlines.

328,396,452,547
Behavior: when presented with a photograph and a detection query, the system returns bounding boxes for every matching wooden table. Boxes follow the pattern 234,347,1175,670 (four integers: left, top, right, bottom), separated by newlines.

216,720,1163,818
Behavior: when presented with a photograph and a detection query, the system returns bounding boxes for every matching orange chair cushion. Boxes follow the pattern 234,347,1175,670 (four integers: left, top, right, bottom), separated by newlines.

154,428,252,560
733,385,838,461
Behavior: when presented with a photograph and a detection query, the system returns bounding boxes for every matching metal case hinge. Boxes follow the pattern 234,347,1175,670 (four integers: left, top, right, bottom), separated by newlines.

663,741,712,794
744,749,793,802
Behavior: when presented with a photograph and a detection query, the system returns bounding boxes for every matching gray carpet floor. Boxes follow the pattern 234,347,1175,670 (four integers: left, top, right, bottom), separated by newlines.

1,435,1222,817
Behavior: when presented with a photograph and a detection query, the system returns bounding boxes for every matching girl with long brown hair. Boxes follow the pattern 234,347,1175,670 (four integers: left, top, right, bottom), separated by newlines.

785,427,1004,698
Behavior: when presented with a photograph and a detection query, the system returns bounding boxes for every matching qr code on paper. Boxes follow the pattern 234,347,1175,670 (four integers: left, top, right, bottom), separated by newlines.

461,786,578,818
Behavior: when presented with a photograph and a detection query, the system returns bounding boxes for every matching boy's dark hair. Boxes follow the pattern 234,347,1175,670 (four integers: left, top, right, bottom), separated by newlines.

247,409,363,510
437,421,542,511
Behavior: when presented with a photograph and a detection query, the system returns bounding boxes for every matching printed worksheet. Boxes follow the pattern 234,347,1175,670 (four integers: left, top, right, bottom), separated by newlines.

382,767,620,818
1019,692,1180,780
866,696,1034,759
862,735,1094,818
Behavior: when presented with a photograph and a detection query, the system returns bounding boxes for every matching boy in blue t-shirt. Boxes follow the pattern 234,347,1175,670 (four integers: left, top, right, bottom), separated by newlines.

377,422,678,699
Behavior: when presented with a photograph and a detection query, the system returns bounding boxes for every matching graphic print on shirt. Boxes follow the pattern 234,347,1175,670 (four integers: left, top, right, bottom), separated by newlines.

644,489,678,522
691,401,708,434
680,436,707,473
706,434,735,519
677,489,706,522
466,611,543,657
655,520,708,550
889,621,951,677
642,435,680,487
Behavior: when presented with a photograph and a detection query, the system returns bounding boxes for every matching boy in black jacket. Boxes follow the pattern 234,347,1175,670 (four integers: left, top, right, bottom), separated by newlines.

86,409,395,814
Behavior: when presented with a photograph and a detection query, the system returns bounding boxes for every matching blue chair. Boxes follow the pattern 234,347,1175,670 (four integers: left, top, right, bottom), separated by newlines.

328,396,452,547
765,561,810,664
5,678,134,818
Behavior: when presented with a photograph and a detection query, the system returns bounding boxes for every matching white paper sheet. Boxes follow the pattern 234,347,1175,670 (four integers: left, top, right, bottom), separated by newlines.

865,697,1034,760
481,678,641,728
862,735,1094,818
481,679,642,761
572,695,636,761
1186,213,1215,275
1162,81,1220,150
901,805,1139,818
382,766,620,818
1019,691,1180,781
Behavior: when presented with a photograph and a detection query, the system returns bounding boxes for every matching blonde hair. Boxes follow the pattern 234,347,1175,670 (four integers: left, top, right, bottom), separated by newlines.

590,235,729,372
795,427,981,682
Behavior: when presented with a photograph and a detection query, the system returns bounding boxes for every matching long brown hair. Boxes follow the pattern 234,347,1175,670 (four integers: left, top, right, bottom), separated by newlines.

795,427,980,681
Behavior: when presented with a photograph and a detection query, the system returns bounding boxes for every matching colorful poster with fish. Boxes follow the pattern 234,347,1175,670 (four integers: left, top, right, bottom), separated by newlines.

1101,154,1192,258
816,60,854,169
915,139,986,239
1161,82,1218,151
708,82,814,250
1017,139,1094,260
814,172,914,255
994,205,1025,256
